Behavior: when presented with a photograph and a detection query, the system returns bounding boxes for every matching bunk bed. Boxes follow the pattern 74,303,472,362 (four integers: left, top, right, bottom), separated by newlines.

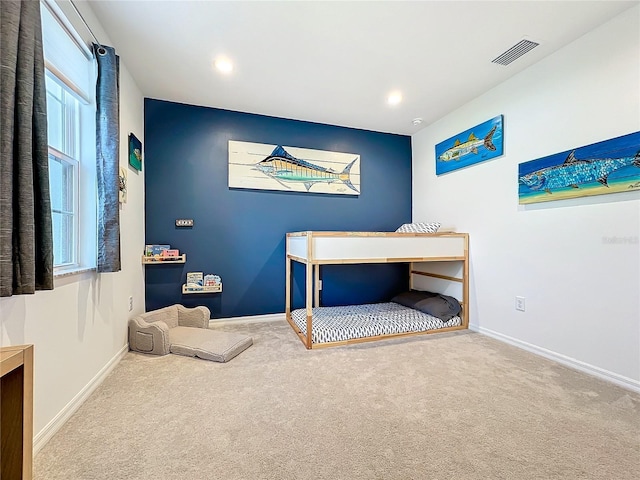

285,231,469,349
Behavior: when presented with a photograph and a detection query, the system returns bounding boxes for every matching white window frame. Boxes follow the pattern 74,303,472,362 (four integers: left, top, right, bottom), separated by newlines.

41,0,97,276
48,149,80,268
46,72,81,269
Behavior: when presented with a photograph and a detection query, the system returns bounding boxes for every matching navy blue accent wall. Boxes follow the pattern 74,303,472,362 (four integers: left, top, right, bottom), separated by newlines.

144,99,412,317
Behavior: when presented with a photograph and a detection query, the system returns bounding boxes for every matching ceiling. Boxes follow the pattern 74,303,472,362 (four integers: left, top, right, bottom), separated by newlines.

86,1,637,135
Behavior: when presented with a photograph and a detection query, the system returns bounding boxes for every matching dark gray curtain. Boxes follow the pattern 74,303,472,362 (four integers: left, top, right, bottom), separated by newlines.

94,43,121,272
0,0,53,297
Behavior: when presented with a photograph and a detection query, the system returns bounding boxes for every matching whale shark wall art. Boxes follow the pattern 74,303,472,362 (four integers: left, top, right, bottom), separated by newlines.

228,141,360,195
518,131,640,204
435,115,504,175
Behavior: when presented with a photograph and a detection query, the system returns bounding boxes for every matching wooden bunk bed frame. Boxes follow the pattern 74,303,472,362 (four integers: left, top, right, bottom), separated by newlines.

285,231,469,349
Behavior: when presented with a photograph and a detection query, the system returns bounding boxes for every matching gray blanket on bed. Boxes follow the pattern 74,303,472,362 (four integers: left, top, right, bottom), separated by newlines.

391,290,461,321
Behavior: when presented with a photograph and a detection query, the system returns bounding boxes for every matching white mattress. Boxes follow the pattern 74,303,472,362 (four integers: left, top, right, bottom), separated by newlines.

291,302,461,345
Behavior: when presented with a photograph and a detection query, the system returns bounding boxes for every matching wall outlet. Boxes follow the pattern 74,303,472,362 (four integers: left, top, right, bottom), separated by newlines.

128,296,133,312
515,296,525,312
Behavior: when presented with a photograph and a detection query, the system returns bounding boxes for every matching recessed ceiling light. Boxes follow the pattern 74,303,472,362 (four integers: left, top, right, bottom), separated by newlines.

387,91,402,106
214,58,233,74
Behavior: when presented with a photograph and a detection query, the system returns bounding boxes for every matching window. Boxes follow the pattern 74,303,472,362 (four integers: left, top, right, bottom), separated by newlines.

46,73,80,267
41,0,97,273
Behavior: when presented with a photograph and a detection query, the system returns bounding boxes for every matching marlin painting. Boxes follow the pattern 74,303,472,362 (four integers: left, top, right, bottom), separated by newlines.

438,125,497,162
254,145,359,193
519,150,640,193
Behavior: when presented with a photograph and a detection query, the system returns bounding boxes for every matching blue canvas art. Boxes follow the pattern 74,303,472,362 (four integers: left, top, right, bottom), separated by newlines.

128,133,142,171
518,131,640,204
435,115,504,175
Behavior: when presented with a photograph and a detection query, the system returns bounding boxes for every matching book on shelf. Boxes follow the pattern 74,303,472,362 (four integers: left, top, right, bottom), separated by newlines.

204,274,221,286
186,272,203,288
144,244,171,256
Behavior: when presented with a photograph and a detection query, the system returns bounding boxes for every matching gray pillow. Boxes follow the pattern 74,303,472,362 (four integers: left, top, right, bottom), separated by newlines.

395,222,441,233
391,290,461,322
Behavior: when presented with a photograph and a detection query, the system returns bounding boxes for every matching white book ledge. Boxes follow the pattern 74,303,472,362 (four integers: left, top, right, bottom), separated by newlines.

182,284,223,294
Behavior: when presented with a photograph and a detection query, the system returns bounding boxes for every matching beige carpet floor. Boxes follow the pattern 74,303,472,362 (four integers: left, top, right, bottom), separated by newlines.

35,321,639,480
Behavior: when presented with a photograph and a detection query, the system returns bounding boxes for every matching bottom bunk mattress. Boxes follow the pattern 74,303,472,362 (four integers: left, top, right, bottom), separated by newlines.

290,302,461,345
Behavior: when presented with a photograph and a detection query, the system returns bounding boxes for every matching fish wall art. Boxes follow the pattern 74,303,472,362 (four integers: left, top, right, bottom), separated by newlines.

435,115,504,175
228,141,360,195
518,131,640,204
128,133,142,171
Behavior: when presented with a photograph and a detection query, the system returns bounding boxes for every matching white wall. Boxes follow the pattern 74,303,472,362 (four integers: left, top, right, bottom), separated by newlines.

0,0,145,448
412,6,640,390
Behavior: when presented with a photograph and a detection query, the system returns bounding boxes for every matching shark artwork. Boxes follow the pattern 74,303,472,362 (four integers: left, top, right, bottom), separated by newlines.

519,150,640,192
518,131,640,204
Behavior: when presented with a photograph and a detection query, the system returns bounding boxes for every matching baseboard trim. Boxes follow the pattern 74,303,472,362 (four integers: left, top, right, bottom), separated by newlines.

33,343,129,454
470,324,640,394
209,312,285,326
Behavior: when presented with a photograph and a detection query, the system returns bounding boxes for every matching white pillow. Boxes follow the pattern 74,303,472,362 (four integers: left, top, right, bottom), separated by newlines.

395,222,441,233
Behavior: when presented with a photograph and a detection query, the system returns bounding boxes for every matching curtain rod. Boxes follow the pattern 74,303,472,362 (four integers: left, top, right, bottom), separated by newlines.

67,0,106,54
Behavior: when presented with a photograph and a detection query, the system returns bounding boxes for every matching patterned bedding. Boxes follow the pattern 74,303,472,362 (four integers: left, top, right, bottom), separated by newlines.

291,302,461,345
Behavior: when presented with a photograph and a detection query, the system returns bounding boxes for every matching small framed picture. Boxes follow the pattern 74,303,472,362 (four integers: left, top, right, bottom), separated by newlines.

128,133,142,171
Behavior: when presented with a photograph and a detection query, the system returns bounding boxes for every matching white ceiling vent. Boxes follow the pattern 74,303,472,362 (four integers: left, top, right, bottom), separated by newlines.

492,39,540,66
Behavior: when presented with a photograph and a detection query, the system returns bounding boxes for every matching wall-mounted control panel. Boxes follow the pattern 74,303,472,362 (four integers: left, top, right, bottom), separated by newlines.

175,219,194,227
